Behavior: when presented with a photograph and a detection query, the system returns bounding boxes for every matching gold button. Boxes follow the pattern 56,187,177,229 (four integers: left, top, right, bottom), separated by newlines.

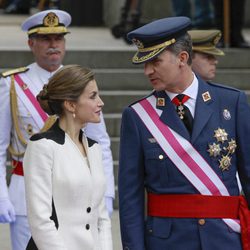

198,219,206,225
159,154,164,160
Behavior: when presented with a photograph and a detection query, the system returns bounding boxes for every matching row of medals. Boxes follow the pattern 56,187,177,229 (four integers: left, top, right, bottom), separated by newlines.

175,100,236,172
207,128,237,171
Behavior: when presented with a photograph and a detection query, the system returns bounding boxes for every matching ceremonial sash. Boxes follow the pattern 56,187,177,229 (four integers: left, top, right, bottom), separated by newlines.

131,95,240,233
14,74,48,129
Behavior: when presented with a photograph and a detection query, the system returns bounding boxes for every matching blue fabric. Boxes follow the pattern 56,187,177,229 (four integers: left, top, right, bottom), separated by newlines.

118,77,250,250
127,16,191,46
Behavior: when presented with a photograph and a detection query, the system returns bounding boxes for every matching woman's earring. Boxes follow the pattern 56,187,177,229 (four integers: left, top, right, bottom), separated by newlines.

73,113,76,119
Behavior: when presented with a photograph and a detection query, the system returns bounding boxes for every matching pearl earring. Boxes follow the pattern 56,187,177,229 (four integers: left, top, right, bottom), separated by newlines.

73,113,76,118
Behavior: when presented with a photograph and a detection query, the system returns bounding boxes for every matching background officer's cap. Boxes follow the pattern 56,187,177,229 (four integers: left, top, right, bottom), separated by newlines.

21,9,71,36
127,16,191,64
188,30,225,56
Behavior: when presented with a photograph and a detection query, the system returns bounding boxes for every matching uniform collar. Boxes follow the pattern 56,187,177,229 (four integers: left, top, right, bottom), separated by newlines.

32,63,63,83
166,72,198,101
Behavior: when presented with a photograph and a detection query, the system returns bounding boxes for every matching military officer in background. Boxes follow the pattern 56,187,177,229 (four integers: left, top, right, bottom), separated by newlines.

0,9,115,250
189,29,224,81
118,16,250,250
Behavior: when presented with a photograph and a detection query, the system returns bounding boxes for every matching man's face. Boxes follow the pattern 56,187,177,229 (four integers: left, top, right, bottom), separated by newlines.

192,52,218,81
28,34,66,72
144,49,189,92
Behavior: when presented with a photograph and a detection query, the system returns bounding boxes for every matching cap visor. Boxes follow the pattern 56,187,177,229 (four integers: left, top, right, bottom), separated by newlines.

132,47,167,64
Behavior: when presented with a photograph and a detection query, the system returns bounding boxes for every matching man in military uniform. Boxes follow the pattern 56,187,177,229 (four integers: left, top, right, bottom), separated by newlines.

0,10,114,250
118,16,250,250
189,29,225,81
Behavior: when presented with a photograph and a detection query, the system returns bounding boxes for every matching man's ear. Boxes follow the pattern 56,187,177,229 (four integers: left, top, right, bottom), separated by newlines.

63,100,76,113
179,51,189,66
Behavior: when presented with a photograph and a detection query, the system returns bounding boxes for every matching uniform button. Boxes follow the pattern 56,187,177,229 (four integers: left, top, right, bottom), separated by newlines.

86,207,91,213
159,154,164,160
86,224,90,230
198,219,206,225
148,229,153,233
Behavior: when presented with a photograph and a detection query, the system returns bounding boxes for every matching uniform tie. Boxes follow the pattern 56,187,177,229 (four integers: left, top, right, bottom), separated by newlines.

172,94,193,133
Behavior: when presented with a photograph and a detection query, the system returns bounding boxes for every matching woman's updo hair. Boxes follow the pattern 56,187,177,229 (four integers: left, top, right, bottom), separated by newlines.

37,65,94,115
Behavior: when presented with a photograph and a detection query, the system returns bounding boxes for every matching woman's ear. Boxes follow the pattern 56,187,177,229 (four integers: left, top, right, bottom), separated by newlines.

63,100,76,113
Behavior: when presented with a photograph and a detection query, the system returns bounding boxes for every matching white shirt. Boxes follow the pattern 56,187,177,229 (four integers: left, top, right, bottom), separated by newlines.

166,73,199,117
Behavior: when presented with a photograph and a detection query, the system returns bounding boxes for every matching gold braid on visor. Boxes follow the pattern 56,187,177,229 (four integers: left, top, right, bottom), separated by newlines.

192,45,216,51
138,38,176,52
28,26,68,35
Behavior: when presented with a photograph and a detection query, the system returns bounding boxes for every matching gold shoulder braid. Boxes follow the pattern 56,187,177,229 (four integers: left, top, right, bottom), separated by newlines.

9,75,27,157
2,67,28,78
8,74,57,157
40,115,57,132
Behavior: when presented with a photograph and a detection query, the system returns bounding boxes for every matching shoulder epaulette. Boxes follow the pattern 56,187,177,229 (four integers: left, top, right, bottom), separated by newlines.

129,90,155,107
207,81,240,92
1,67,29,78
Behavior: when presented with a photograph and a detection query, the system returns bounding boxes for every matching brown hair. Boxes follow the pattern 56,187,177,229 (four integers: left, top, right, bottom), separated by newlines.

37,64,94,115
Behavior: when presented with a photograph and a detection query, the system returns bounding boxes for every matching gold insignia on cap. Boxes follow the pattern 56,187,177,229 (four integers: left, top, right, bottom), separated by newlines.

219,155,231,171
202,91,211,102
43,12,59,27
132,38,144,49
213,33,221,45
157,97,165,106
214,128,228,143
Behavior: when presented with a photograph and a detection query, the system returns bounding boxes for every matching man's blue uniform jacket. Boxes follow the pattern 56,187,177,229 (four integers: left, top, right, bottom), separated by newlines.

118,77,250,250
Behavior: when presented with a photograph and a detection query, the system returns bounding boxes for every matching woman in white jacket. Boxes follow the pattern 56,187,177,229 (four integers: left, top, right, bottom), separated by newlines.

23,65,113,250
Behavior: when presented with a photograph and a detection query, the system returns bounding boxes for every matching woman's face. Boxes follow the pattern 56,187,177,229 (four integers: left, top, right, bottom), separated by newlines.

74,79,104,125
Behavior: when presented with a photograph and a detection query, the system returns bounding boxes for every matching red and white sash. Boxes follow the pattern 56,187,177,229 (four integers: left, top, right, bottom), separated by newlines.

14,74,48,129
131,95,240,233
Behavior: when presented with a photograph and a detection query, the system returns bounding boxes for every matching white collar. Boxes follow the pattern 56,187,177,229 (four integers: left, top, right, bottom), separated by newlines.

31,63,63,83
166,73,199,101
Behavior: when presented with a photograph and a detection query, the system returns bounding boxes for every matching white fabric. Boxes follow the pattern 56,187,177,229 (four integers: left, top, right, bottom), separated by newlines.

21,10,71,31
23,133,113,250
14,74,48,128
10,215,30,250
0,198,15,223
84,112,115,200
0,62,114,247
105,197,113,217
166,72,199,117
0,62,114,217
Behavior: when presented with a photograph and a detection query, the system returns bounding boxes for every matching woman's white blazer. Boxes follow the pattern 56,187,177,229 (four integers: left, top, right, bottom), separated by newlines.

23,121,113,250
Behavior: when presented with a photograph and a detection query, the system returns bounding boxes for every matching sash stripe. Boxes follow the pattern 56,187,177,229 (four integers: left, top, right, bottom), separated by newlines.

133,102,211,195
131,95,240,232
145,96,228,195
14,74,48,127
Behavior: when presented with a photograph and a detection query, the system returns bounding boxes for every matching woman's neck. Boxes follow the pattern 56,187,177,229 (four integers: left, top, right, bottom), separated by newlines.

59,116,83,143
